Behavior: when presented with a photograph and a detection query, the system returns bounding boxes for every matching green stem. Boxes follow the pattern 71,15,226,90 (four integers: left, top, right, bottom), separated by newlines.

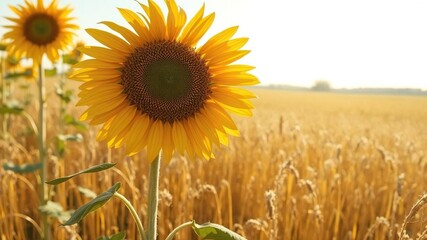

1,54,8,143
164,221,193,240
37,63,50,240
146,153,161,240
114,192,146,240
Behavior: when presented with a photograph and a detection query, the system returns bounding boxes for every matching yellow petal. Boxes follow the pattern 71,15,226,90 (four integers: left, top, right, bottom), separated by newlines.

146,120,163,162
97,117,114,141
208,50,250,67
100,21,142,46
184,118,211,159
181,13,215,47
81,95,126,117
212,86,257,99
198,26,239,54
37,0,44,11
86,28,132,53
211,91,254,109
172,121,187,155
87,105,123,125
73,59,122,69
161,122,174,164
216,129,229,146
78,78,120,90
77,87,123,105
165,0,186,40
105,106,137,146
179,4,204,42
202,38,248,60
147,0,166,39
219,104,253,117
194,110,220,148
71,69,121,81
204,101,239,133
9,6,24,17
182,119,203,159
78,46,126,63
78,91,122,106
211,72,259,86
117,8,153,42
125,114,151,155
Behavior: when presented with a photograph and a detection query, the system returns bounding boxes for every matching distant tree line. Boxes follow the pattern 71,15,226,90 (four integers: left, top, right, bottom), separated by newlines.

311,80,331,91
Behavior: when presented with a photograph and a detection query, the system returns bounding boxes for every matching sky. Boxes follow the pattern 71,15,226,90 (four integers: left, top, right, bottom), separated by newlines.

1,0,427,89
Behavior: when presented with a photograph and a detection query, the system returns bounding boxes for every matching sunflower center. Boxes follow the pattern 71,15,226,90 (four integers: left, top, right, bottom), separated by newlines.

145,59,191,101
23,13,59,45
122,40,211,123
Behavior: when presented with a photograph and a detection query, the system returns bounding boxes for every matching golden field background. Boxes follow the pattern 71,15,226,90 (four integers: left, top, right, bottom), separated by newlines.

1,80,427,239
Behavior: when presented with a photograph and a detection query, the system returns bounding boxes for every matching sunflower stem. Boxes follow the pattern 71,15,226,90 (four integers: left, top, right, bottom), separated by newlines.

114,192,147,240
146,152,161,240
37,63,50,240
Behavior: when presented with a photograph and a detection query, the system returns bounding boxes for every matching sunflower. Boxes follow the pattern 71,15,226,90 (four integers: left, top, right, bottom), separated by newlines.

0,40,8,52
63,40,85,65
3,0,78,64
71,0,259,162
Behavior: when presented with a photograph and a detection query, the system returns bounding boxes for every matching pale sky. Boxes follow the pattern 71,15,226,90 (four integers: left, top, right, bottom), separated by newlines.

1,0,427,89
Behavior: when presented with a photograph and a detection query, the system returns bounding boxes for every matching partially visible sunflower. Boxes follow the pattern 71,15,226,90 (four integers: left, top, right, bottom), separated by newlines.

6,55,21,71
3,0,78,64
0,39,8,52
71,0,259,162
63,40,85,65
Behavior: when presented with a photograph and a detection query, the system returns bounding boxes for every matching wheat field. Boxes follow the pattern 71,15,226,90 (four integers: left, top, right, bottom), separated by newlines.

1,81,427,239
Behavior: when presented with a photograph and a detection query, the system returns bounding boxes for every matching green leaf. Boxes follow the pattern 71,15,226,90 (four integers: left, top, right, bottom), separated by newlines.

55,86,74,103
62,182,121,226
57,133,83,142
63,114,88,131
5,72,28,79
0,101,24,115
192,221,247,240
97,231,126,240
55,134,83,157
44,67,57,77
46,162,116,185
39,201,73,223
3,161,42,174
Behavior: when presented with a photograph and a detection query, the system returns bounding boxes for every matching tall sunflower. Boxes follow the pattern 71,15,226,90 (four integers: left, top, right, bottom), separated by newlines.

3,0,78,64
71,0,259,162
